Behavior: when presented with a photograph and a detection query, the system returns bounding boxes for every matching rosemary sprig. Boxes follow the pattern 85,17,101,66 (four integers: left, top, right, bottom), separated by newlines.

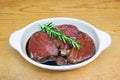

40,22,81,49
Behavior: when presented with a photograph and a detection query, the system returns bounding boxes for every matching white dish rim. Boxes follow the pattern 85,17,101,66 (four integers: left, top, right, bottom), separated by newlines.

9,17,111,71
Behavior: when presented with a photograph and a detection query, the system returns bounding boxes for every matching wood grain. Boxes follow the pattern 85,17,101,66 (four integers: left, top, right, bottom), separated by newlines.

0,0,120,80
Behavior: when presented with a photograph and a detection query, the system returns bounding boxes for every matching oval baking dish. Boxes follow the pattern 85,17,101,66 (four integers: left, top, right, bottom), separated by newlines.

9,18,111,70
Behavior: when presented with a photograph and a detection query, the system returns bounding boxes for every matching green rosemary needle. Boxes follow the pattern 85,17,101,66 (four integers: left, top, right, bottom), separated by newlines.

40,22,81,49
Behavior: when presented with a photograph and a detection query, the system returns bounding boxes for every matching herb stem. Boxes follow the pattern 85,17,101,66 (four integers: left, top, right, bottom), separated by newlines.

40,22,81,49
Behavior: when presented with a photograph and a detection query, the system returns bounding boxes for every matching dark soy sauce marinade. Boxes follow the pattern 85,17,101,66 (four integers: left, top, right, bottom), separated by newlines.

26,30,95,66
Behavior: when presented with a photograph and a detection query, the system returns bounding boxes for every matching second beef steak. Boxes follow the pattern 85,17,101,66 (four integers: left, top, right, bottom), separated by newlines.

67,33,95,64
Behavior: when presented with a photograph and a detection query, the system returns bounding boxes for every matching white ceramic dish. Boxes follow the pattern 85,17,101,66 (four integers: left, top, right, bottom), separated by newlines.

9,18,111,71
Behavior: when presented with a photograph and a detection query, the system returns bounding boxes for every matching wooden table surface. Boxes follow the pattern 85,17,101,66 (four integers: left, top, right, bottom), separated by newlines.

0,0,120,80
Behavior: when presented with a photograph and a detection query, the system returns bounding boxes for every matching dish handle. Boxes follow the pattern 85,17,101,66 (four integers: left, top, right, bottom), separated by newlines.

9,29,24,50
96,29,111,51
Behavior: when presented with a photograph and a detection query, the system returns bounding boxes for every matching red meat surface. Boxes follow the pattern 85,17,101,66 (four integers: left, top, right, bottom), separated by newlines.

67,33,95,64
27,31,58,61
